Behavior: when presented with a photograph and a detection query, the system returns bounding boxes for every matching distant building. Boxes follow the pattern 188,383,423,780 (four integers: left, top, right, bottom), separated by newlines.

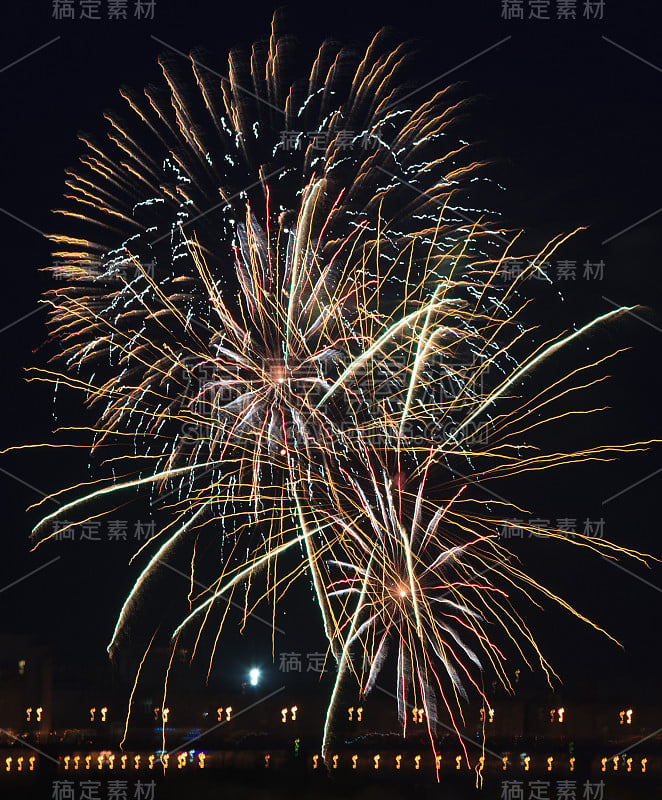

0,635,52,734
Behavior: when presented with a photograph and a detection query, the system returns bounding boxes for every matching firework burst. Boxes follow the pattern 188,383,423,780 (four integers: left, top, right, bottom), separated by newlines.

23,12,655,774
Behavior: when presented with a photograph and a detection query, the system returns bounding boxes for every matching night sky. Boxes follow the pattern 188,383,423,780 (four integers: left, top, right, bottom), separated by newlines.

0,0,661,707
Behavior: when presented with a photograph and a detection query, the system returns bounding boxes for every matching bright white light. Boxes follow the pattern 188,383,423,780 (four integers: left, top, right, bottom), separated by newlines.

249,668,260,686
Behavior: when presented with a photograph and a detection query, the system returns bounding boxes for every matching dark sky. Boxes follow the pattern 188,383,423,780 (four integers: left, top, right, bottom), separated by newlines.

0,0,661,704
